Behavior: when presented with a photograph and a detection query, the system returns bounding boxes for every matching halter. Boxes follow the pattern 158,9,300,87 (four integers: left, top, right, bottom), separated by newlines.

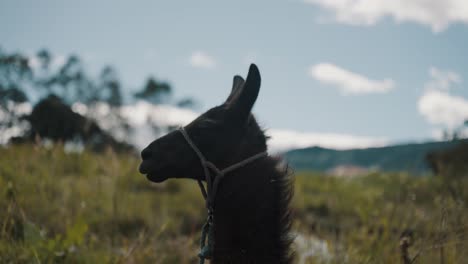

178,127,268,264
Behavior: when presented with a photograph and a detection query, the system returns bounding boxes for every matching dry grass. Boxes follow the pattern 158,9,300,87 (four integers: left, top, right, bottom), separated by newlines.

1,144,467,263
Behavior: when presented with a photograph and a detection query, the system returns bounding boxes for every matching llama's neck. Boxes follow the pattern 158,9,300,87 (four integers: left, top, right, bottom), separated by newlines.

210,157,293,264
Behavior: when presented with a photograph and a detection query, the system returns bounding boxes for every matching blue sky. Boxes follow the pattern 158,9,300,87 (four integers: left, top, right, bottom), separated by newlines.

1,0,468,149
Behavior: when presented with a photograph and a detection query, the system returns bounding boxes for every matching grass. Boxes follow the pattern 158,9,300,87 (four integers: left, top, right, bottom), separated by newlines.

1,144,467,263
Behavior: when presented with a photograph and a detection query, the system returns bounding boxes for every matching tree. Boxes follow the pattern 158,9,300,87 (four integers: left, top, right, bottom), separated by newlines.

0,47,198,151
0,48,32,105
30,50,123,107
134,77,171,104
0,48,129,148
0,48,32,143
443,119,468,141
97,66,122,106
24,95,133,152
176,97,199,109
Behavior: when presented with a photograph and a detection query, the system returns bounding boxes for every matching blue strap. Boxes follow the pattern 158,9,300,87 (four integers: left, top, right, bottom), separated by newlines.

198,215,214,264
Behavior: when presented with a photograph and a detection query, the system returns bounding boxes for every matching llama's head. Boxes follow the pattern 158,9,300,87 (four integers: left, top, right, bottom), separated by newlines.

139,64,267,182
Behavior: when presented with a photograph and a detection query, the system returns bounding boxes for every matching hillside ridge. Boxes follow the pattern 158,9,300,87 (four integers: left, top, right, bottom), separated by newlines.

284,139,468,174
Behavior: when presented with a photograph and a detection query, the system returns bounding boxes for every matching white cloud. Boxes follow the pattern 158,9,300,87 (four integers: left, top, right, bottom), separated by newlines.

189,51,216,69
309,63,395,95
418,89,468,129
426,67,461,91
418,67,468,130
120,101,198,127
118,102,387,151
430,128,445,140
106,101,388,152
1,100,387,152
304,0,468,32
267,129,387,152
120,101,199,149
72,101,199,149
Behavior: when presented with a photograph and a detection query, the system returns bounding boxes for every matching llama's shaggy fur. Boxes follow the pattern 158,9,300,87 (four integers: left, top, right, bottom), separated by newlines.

139,64,294,263
211,117,294,263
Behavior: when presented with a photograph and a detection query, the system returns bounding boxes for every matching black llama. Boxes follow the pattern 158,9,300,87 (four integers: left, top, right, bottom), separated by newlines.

139,64,294,263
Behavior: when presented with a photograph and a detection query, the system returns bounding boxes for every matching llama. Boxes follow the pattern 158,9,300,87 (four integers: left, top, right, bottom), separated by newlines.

139,64,294,264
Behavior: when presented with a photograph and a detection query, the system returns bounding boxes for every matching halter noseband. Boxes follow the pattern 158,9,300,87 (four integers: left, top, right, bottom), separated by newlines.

178,127,267,263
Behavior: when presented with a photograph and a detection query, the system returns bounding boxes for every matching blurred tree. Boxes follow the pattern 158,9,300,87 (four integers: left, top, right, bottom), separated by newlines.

0,84,28,105
96,66,122,106
0,47,198,151
0,48,32,142
427,119,468,180
442,119,468,141
43,55,92,104
32,52,123,107
0,48,32,104
176,97,199,109
0,48,130,149
86,66,129,142
36,49,51,70
24,95,133,152
134,77,171,104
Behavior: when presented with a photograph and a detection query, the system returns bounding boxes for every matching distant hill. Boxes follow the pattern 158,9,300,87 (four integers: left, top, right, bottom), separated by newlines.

283,139,468,174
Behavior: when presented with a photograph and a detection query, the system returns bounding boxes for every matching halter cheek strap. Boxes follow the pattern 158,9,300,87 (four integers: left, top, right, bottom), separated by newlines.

178,127,268,264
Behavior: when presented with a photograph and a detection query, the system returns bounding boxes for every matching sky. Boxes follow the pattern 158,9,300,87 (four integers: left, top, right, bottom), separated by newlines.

1,0,468,151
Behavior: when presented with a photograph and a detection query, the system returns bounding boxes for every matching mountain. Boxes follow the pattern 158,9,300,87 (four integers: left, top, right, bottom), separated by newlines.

283,139,468,174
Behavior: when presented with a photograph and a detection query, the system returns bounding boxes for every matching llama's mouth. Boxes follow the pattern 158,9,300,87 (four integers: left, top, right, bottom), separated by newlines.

138,160,155,174
138,161,146,172
146,173,169,183
139,161,169,182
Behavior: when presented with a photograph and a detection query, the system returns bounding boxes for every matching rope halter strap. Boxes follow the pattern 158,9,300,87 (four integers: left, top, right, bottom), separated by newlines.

178,127,268,263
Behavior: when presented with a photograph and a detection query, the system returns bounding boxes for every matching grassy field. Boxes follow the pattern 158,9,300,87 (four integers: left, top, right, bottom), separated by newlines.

1,145,467,263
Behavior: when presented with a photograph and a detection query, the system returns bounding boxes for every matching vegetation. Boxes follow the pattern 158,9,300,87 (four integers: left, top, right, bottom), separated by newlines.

1,144,467,263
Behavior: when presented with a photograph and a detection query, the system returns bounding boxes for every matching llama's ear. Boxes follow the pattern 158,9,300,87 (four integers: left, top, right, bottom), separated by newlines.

225,75,245,104
229,64,261,119
228,64,261,119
